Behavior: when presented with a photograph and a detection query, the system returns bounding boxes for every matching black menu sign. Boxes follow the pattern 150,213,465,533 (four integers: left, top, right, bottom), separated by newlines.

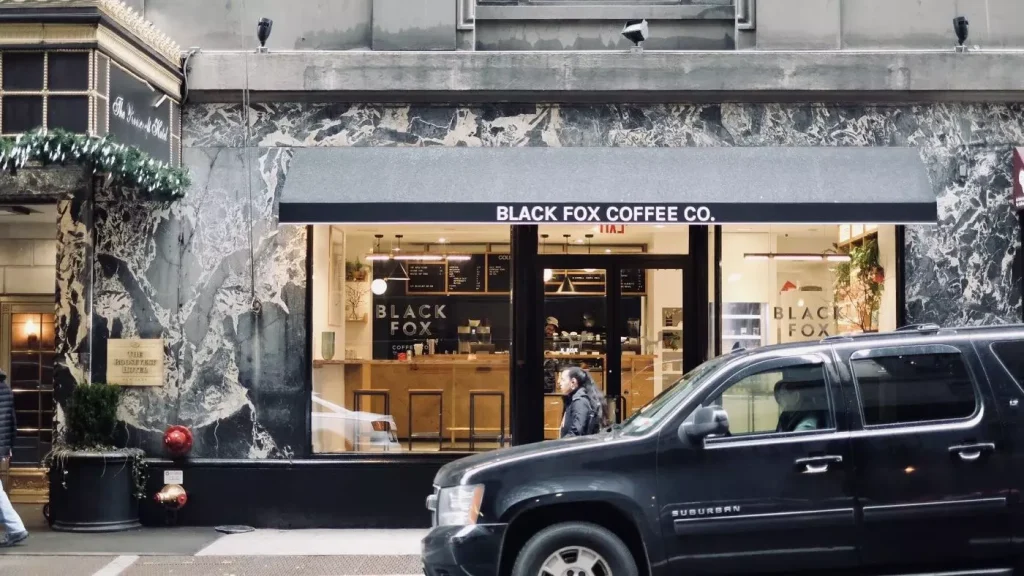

109,63,171,163
448,254,485,293
407,263,446,293
620,268,647,293
486,254,511,293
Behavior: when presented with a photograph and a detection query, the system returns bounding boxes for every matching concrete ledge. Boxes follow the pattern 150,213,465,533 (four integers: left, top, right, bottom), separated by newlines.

187,49,1024,102
475,4,735,20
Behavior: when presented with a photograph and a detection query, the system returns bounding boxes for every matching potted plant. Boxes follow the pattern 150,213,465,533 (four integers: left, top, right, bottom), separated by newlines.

832,237,885,333
345,259,369,282
43,383,146,532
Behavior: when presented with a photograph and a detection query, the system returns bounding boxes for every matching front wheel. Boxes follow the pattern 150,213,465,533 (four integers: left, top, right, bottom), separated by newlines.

511,522,638,576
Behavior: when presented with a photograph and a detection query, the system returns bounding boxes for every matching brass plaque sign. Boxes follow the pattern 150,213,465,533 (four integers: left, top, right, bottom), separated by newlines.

106,338,164,386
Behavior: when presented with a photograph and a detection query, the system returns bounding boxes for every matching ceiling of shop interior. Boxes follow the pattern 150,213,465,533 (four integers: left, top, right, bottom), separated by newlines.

332,223,845,246
0,203,57,224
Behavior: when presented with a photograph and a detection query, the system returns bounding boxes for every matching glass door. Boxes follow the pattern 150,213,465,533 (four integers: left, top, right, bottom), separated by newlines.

537,254,691,434
539,263,611,439
1,302,56,466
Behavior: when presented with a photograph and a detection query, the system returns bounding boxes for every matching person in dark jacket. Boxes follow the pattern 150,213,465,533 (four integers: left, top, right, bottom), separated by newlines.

558,366,607,438
0,368,27,546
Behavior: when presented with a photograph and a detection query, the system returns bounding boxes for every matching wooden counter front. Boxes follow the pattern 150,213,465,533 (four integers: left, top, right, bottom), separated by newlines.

321,356,510,446
314,353,658,447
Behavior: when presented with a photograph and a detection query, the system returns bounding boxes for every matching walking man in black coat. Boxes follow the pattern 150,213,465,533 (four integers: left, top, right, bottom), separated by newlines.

0,368,27,546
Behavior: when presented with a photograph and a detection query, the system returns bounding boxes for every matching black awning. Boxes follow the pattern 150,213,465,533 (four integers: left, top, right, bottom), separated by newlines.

278,146,937,225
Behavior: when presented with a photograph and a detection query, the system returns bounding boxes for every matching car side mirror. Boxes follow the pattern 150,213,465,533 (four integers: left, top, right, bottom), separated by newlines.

680,406,730,443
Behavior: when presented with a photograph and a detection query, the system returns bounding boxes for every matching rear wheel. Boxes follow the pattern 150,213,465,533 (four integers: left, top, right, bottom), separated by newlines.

511,522,638,576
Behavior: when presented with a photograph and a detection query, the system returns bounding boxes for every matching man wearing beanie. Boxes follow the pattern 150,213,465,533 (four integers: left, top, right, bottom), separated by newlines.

0,368,27,546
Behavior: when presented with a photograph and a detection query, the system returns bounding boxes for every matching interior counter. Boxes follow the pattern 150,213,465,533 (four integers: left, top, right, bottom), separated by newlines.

313,354,658,450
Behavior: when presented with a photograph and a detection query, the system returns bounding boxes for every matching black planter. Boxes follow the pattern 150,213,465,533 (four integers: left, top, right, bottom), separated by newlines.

48,451,141,532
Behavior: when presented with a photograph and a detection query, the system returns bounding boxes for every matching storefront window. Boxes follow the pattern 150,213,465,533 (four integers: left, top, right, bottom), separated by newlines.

311,224,692,451
312,225,513,453
718,224,898,352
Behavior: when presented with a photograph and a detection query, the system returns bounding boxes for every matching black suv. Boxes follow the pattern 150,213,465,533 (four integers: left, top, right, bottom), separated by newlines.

422,324,1024,576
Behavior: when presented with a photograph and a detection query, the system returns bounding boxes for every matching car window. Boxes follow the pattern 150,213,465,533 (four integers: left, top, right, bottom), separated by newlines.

618,353,732,436
703,362,832,437
850,351,976,427
990,339,1024,391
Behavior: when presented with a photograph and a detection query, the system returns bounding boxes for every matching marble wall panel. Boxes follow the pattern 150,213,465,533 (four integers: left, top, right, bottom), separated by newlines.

86,101,1021,458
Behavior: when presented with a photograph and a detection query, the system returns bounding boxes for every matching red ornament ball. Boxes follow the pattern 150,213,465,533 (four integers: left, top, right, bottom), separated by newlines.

163,425,193,457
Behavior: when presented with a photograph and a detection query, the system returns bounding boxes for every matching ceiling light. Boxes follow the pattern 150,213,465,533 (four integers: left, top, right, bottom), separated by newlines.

654,225,665,228
394,254,444,261
371,279,388,295
604,249,611,253
544,269,553,282
744,252,851,262
438,237,447,243
446,254,472,262
366,234,388,261
774,254,823,261
575,239,584,244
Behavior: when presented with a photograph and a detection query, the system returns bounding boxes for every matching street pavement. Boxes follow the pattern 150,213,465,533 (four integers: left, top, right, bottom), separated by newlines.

0,506,426,576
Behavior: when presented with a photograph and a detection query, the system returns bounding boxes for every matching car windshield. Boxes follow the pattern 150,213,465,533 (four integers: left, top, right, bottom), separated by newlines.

617,354,733,436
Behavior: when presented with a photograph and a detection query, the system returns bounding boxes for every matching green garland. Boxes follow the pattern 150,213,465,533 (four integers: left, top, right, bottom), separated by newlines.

0,128,190,200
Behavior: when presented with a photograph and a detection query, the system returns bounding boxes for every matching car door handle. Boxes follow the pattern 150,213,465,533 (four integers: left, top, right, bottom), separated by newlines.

948,442,995,462
795,455,843,474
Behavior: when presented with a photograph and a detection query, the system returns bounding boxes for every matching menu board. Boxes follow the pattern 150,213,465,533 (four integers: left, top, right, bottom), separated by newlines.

407,263,446,293
487,254,511,293
448,254,486,293
620,268,647,293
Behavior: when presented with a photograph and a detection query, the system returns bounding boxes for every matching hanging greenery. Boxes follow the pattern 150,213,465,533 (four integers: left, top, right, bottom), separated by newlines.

0,128,190,201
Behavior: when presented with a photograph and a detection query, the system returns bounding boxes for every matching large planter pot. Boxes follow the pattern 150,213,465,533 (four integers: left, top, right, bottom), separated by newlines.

47,451,141,532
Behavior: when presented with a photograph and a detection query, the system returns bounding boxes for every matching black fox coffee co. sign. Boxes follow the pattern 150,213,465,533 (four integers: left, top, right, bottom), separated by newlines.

109,64,171,164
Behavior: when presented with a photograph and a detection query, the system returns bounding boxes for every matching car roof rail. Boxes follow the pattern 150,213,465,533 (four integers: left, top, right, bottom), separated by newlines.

895,323,942,333
820,334,855,343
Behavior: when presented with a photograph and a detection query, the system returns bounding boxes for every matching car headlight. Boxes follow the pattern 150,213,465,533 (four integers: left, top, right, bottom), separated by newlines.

436,484,485,526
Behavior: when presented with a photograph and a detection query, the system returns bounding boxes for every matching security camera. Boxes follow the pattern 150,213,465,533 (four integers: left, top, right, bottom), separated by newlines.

953,16,968,50
257,17,273,52
622,19,649,51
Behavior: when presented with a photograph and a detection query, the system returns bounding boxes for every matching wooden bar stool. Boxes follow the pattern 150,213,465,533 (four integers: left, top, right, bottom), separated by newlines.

468,390,505,451
408,389,444,452
352,390,390,451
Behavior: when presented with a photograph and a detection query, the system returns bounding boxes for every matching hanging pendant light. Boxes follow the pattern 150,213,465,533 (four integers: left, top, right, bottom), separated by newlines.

557,234,575,293
557,273,576,293
369,234,389,294
541,233,553,282
387,234,410,281
583,234,596,273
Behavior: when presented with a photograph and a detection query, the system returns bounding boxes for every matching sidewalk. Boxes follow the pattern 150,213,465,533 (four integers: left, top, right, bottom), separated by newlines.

0,504,426,576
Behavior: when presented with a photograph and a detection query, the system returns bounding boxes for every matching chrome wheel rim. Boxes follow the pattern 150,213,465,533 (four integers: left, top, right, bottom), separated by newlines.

539,546,612,576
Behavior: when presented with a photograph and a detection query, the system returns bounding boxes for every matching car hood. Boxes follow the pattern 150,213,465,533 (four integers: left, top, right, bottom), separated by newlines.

433,433,611,487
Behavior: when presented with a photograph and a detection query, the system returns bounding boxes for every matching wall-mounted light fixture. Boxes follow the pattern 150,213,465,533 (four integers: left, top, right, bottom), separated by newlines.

25,317,38,349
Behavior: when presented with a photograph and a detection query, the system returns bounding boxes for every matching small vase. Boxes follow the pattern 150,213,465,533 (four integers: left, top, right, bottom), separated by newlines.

322,332,336,361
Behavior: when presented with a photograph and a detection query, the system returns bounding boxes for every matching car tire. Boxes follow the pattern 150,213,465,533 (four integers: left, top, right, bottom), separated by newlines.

511,521,638,576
